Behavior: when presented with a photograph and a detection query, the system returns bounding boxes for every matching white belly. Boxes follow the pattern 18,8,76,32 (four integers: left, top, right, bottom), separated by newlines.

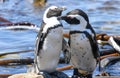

70,33,96,73
38,27,63,73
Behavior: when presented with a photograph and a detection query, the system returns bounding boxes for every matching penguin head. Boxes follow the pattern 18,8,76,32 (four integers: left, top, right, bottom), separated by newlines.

43,6,66,23
60,9,89,25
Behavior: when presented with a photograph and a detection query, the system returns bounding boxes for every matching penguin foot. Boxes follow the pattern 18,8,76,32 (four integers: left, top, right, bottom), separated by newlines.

38,71,52,78
71,75,80,78
72,75,87,78
86,74,92,78
50,71,69,78
72,74,92,78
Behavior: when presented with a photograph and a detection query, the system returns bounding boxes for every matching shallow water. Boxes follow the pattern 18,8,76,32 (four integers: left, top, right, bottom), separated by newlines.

0,0,120,76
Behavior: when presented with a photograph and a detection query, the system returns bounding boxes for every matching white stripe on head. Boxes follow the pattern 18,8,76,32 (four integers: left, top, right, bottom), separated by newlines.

43,6,58,23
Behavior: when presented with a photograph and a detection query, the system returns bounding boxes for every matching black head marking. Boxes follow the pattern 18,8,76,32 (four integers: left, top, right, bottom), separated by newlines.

60,9,89,24
63,16,80,24
67,9,89,22
47,9,61,18
46,6,65,18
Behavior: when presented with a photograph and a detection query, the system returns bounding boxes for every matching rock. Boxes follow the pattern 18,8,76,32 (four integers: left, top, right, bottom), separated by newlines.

8,73,44,78
8,71,69,78
94,76,120,78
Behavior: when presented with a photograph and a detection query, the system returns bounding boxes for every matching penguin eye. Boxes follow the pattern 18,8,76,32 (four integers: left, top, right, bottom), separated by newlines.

54,8,58,10
49,9,54,11
50,7,58,11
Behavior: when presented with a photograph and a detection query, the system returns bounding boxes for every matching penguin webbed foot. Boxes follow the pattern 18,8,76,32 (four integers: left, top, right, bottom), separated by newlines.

72,69,92,78
72,74,92,78
50,71,69,78
38,71,69,78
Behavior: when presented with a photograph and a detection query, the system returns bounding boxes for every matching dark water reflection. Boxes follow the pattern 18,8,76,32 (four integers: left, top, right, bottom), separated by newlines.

0,0,120,76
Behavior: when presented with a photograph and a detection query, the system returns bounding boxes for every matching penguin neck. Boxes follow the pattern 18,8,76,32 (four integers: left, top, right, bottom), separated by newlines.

44,17,60,24
44,17,61,26
42,17,61,33
86,23,95,35
80,20,87,31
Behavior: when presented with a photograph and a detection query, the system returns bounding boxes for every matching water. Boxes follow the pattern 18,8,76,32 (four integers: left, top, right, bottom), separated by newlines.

0,0,120,76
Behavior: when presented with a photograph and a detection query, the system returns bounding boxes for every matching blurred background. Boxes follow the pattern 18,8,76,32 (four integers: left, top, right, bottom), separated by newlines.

0,0,120,76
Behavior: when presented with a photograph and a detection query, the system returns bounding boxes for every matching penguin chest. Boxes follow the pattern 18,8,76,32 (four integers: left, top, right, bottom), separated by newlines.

70,33,96,72
38,27,63,72
44,27,63,50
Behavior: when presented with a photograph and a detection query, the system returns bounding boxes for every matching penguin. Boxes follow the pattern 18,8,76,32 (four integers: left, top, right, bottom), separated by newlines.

60,9,100,78
33,6,68,78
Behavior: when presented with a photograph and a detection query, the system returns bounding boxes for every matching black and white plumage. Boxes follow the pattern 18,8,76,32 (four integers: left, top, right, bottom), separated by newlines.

32,6,68,78
60,9,100,77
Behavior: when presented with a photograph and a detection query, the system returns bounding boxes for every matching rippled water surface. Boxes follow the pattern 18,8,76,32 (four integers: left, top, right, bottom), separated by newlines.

0,0,120,76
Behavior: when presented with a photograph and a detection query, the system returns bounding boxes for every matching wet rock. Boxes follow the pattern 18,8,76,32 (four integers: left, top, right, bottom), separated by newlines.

8,73,44,78
50,71,69,78
94,76,120,78
96,72,110,76
8,71,69,78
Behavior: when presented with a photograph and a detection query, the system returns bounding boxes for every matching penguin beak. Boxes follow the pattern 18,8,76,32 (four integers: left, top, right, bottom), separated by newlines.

59,6,66,11
58,15,80,24
57,15,68,20
58,15,74,20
